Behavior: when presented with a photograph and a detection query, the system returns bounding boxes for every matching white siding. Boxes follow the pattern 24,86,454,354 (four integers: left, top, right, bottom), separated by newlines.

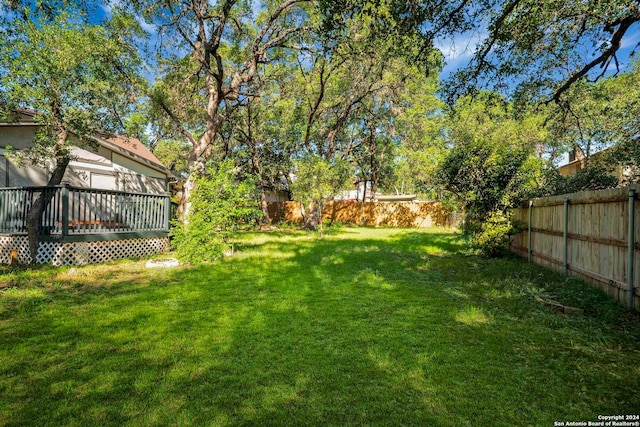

90,172,117,190
112,153,165,179
7,158,47,186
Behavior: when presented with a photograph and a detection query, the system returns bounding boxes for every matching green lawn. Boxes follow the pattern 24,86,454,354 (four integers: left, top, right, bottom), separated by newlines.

1,228,639,426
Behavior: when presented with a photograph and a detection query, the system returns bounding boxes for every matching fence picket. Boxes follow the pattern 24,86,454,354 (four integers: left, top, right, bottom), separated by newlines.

512,185,639,311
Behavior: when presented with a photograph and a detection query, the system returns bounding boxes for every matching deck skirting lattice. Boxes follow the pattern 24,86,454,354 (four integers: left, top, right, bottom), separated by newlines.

0,236,169,266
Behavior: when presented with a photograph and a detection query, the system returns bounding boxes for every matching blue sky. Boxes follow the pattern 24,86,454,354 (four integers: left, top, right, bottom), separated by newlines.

92,1,640,88
436,22,640,81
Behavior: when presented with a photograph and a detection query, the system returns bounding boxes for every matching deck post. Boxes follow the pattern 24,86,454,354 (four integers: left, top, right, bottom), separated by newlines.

61,185,69,237
164,195,171,231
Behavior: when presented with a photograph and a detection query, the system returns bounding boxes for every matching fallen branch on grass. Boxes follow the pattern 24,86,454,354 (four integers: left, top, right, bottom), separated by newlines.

535,296,592,314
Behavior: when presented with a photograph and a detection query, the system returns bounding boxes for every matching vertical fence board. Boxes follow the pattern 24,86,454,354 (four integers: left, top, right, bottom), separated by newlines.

511,185,639,311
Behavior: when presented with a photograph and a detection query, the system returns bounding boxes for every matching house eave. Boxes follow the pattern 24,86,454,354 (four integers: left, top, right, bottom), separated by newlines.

92,135,176,179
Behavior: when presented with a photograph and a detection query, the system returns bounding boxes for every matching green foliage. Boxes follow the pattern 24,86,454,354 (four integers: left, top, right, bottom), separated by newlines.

532,164,620,198
471,212,527,258
152,139,191,178
0,9,144,164
320,0,638,106
606,142,640,185
289,155,350,231
435,93,551,256
171,160,262,263
436,94,548,235
451,0,639,104
290,155,350,208
547,60,640,185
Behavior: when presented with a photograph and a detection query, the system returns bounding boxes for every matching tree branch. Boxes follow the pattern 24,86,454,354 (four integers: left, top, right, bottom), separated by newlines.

550,12,640,103
156,97,198,147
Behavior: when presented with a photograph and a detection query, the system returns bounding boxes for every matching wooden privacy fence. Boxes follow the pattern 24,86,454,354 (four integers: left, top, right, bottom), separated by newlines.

267,200,459,228
511,185,639,311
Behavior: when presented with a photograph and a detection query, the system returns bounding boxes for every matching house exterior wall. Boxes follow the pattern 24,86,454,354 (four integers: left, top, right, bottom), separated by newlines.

0,153,6,186
557,148,636,183
112,153,167,193
0,126,49,186
0,125,34,150
0,125,169,194
557,160,582,177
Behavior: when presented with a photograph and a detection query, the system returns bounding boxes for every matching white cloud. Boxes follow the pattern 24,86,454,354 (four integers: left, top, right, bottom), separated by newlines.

435,31,486,78
620,23,640,49
137,17,156,34
434,31,485,60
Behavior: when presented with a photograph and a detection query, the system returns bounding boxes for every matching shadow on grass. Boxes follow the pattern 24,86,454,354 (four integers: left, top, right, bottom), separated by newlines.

1,229,639,425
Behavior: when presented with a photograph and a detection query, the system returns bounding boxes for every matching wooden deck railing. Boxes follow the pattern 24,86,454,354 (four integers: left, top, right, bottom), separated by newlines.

0,185,170,237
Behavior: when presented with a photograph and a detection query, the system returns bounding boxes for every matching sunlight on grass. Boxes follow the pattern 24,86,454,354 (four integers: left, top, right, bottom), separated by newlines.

455,306,491,325
1,227,640,426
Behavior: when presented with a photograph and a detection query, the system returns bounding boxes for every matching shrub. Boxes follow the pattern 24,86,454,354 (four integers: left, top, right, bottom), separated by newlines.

171,160,262,263
471,211,526,257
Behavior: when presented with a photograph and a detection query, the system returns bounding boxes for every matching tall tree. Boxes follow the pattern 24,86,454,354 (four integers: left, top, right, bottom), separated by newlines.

131,0,312,218
546,59,640,176
0,5,144,262
281,18,444,224
436,92,550,233
456,0,640,104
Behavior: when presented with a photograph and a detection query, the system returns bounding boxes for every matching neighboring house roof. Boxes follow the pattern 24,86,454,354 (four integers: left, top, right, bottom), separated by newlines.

104,135,163,166
1,106,174,178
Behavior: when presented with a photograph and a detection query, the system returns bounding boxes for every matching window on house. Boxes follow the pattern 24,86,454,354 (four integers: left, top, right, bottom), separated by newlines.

90,172,117,190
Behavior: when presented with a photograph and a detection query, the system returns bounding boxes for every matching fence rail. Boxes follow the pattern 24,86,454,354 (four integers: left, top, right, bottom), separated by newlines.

0,185,170,237
511,185,639,311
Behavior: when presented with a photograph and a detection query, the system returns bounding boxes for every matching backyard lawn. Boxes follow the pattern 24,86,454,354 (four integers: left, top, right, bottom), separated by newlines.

1,227,639,426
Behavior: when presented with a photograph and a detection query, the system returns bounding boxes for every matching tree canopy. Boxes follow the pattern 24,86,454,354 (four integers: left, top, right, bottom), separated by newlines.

1,0,638,245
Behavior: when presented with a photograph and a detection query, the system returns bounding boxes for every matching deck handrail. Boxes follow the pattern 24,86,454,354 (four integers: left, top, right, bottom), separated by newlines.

0,185,171,236
0,184,170,198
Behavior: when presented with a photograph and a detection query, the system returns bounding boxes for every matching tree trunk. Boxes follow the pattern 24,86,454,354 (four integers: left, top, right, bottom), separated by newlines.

259,186,270,224
304,200,323,231
178,132,215,221
27,157,70,264
361,181,367,203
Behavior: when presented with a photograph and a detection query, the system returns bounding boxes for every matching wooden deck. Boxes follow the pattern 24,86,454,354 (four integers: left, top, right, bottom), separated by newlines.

0,185,171,240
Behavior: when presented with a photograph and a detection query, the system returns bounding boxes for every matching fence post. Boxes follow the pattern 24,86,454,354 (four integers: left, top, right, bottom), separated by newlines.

528,200,533,263
61,185,69,237
564,197,569,274
628,188,636,311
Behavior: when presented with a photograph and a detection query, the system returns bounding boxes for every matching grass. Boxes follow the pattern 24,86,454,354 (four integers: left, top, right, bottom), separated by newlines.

1,227,639,426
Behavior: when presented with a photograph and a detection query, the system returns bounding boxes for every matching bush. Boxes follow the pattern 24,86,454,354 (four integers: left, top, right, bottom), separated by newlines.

171,160,262,263
471,211,526,257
